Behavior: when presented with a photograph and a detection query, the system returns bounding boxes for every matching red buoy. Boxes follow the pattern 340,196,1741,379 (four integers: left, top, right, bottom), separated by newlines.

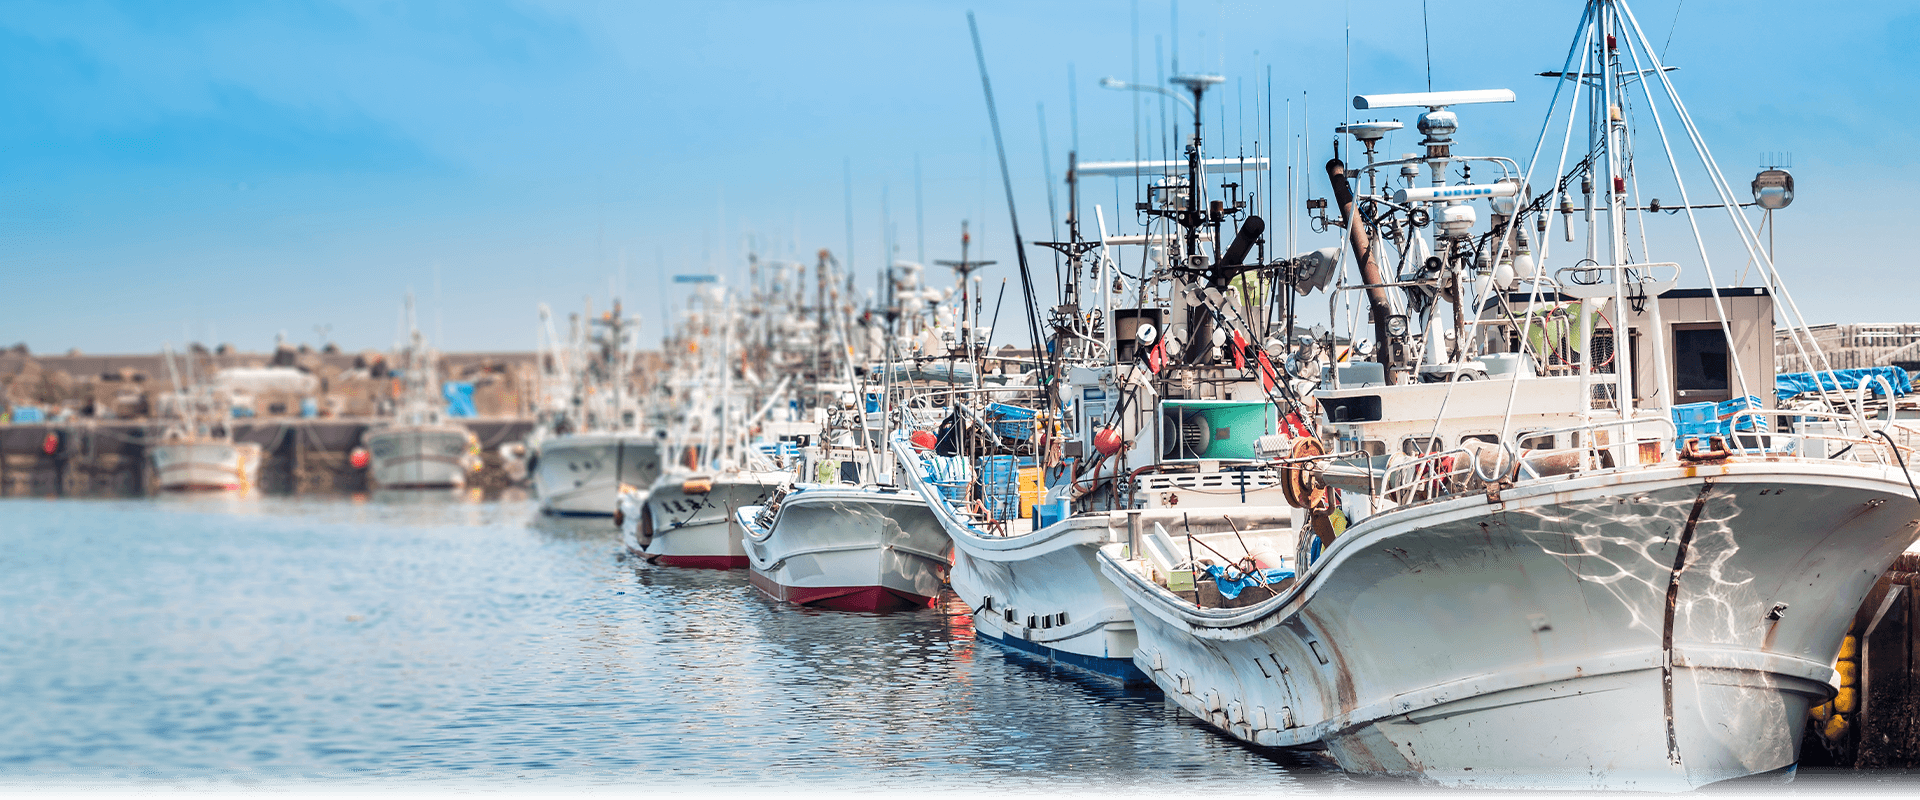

1093,427,1124,457
349,447,370,469
909,430,938,450
41,432,58,455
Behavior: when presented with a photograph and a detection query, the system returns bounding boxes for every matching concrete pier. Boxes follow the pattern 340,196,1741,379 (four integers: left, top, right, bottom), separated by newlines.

0,418,532,497
1803,551,1920,769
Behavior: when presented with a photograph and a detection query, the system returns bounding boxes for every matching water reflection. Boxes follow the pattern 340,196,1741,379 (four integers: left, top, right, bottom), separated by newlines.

0,496,1333,791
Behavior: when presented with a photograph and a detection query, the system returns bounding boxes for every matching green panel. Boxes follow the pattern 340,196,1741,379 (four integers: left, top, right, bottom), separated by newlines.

1163,401,1278,460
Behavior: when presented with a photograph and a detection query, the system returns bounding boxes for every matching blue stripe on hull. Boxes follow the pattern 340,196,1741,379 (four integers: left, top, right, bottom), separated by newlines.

973,626,1152,686
541,509,614,518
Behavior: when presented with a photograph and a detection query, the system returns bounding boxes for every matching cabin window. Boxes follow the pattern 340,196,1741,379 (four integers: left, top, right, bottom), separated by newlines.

1360,440,1387,457
1518,432,1555,450
1673,324,1733,403
1322,395,1383,423
1461,433,1500,446
1401,436,1442,456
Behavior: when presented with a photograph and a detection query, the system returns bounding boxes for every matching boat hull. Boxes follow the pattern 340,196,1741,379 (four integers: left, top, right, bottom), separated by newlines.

149,442,262,493
533,433,662,516
626,469,788,569
1102,459,1920,790
891,441,1147,684
365,425,474,489
739,485,952,612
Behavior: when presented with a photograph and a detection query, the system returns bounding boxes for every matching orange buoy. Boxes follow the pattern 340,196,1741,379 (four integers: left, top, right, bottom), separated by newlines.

349,447,370,469
910,430,938,450
1093,427,1123,457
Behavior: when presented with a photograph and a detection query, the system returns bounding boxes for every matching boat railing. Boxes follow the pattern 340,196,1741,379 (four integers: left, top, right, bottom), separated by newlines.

1722,407,1920,467
1508,415,1678,472
1550,261,1682,298
1377,415,1678,506
1378,446,1485,506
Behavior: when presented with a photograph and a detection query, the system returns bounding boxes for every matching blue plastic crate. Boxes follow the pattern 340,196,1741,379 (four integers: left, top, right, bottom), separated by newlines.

1716,395,1765,432
981,455,1019,492
991,418,1035,441
985,403,1037,420
985,403,1038,441
1673,402,1718,447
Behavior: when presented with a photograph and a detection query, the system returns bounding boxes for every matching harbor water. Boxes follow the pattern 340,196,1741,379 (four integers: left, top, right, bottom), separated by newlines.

0,496,1336,791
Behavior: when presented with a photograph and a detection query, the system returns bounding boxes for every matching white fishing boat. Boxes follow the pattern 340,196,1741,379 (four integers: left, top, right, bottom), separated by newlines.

532,299,663,516
149,344,261,494
622,271,796,567
149,437,262,493
739,481,951,611
538,431,662,516
363,298,480,490
1097,2,1920,788
887,90,1311,677
629,467,788,569
737,254,956,610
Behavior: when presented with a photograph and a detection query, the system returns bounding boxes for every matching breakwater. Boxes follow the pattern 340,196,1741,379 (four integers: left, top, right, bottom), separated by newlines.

0,419,531,497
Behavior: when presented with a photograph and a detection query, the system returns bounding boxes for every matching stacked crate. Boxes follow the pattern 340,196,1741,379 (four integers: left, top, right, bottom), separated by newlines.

981,454,1020,520
985,403,1037,442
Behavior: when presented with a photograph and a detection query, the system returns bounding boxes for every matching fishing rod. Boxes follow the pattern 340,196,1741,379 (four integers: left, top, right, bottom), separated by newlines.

966,11,1058,412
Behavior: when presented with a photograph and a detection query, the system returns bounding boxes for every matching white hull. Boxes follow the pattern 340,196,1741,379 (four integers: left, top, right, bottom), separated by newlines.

892,441,1148,681
533,433,662,516
625,469,788,568
365,425,474,489
738,485,952,611
1101,459,1920,790
149,441,262,493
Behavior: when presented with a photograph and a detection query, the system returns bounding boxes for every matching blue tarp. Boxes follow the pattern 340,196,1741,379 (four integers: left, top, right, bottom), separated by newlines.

8,405,43,423
1776,367,1912,402
442,381,476,418
1202,564,1296,600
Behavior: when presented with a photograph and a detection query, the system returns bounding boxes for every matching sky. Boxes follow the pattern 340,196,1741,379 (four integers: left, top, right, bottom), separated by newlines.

3,0,1916,356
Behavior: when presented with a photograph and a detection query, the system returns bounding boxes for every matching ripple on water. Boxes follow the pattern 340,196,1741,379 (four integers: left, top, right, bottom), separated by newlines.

0,496,1338,790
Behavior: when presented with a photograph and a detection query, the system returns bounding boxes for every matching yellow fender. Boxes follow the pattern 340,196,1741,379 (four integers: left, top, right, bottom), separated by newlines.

1823,713,1849,741
1833,686,1856,715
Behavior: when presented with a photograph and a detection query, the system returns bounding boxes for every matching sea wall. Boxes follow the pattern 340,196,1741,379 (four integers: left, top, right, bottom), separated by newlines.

0,419,532,497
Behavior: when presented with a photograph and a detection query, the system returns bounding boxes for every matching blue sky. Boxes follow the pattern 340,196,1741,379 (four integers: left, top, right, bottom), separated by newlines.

4,0,1915,354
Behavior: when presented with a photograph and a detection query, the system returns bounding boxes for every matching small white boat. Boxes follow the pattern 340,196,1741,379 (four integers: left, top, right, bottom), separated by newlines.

365,424,477,490
363,305,480,490
150,344,260,494
625,468,789,568
150,438,261,493
739,480,951,612
528,299,663,516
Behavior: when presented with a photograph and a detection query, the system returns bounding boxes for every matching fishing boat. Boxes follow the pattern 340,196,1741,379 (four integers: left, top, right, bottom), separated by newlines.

362,298,480,490
149,344,261,493
889,66,1319,680
531,299,663,516
739,259,954,611
1096,1,1920,788
623,271,794,567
